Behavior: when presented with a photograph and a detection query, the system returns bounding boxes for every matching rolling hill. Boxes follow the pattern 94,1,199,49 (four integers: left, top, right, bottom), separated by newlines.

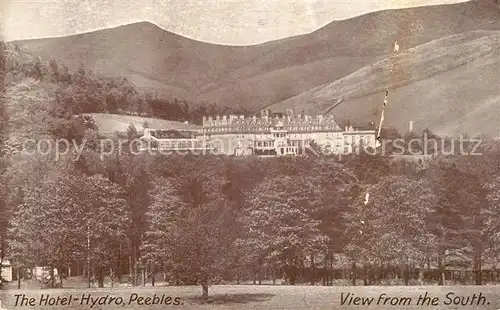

11,0,500,111
269,30,500,137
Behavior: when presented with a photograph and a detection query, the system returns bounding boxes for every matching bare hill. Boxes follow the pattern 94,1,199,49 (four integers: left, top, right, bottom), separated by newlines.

198,0,500,108
12,22,269,100
269,30,500,137
12,0,500,109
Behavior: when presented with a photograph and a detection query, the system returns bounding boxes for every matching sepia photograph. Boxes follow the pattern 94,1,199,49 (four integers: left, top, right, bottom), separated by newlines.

0,0,499,309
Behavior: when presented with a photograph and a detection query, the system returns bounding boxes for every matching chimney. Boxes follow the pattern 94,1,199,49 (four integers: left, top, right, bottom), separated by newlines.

409,121,414,133
202,116,207,126
318,114,324,123
262,110,269,121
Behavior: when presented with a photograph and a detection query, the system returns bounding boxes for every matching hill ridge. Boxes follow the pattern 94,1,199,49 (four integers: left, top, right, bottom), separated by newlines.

269,30,500,137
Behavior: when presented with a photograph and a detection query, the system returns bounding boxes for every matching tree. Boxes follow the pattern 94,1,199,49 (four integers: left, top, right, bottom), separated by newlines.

140,177,186,286
0,176,8,283
344,175,437,286
302,158,359,284
119,156,152,285
3,77,54,154
75,174,131,288
484,176,500,278
6,153,130,288
48,58,59,82
8,162,81,287
141,158,245,297
174,196,237,297
58,64,72,84
424,157,491,285
127,123,138,140
237,175,329,285
449,156,498,285
175,161,239,297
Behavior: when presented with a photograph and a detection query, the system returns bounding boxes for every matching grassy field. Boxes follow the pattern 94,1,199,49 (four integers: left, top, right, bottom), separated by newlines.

1,285,500,309
89,113,201,135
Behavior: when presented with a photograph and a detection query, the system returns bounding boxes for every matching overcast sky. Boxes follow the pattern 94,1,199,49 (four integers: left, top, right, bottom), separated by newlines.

2,0,469,45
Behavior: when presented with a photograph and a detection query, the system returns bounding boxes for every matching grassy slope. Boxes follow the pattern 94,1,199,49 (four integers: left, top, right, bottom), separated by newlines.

198,56,381,110
89,113,201,135
270,30,500,137
198,0,500,109
12,1,500,110
11,22,268,100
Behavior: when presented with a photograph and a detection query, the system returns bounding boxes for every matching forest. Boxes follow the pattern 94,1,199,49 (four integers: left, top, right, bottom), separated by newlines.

1,41,500,298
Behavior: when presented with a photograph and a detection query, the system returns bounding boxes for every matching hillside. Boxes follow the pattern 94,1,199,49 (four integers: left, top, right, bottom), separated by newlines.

10,22,267,100
269,30,500,137
200,0,500,109
11,0,500,110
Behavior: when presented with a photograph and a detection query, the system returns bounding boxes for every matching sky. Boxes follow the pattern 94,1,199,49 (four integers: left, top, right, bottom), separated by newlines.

1,0,470,45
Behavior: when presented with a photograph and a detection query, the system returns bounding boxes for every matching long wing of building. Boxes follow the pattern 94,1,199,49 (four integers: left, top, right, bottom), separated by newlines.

139,110,376,156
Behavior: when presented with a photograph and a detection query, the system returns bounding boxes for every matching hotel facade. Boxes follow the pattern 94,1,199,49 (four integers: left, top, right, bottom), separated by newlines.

140,110,377,156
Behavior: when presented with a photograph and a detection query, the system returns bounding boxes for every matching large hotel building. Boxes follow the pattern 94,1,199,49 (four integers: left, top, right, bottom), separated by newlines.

140,109,377,156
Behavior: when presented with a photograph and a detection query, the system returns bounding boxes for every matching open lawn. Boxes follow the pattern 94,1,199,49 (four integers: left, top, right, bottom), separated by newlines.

89,113,201,135
1,285,500,309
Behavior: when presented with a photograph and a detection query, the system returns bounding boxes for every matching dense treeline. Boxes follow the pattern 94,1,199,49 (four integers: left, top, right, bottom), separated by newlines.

2,142,500,295
1,41,500,298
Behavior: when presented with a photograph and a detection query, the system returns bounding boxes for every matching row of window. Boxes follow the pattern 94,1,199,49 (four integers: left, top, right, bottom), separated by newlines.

281,147,299,154
254,140,308,147
158,141,204,148
206,133,372,141
255,141,273,147
204,125,339,133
